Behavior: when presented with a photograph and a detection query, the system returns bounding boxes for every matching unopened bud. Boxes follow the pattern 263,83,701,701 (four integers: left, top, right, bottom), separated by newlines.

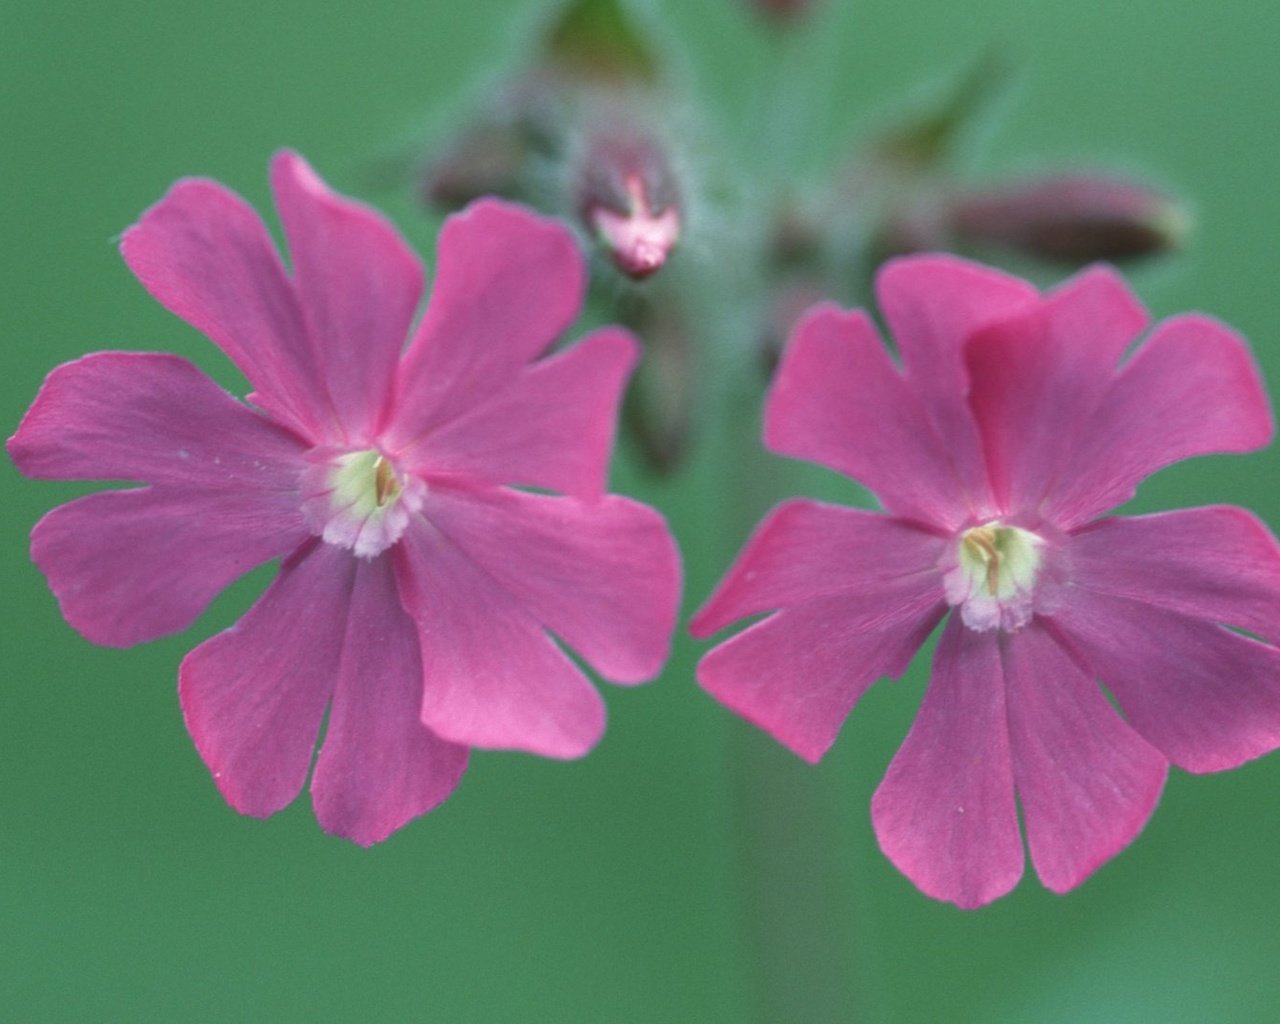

577,130,681,279
543,0,659,86
948,173,1188,263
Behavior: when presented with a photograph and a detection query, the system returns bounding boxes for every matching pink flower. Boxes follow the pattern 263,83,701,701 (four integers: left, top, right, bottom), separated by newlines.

9,151,681,846
691,255,1280,906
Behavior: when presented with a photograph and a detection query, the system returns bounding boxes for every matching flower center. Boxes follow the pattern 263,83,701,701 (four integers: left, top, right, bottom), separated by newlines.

943,522,1044,632
300,449,425,559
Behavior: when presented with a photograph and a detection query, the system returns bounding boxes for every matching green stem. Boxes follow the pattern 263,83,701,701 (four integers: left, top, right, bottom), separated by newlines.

707,381,868,1023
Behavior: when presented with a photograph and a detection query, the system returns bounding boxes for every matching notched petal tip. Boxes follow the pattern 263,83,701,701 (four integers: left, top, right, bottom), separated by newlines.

586,323,642,376
875,251,1037,308
270,148,424,265
763,303,879,454
1046,261,1150,340
119,175,240,253
444,196,587,295
269,147,320,192
687,497,821,639
1160,312,1274,446
421,691,607,761
694,639,832,764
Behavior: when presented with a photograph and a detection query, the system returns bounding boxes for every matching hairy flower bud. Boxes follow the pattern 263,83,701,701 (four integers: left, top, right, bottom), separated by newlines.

576,128,681,279
948,173,1188,263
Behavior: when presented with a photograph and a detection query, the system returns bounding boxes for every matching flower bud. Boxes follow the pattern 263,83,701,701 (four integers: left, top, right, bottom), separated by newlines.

576,128,681,279
948,173,1188,263
542,0,659,86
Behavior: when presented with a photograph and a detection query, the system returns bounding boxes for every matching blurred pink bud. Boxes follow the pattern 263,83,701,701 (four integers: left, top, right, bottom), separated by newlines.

949,173,1188,263
577,131,681,279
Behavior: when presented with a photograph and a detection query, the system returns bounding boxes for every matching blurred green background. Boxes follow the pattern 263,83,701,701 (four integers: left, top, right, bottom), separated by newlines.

4,0,1280,1020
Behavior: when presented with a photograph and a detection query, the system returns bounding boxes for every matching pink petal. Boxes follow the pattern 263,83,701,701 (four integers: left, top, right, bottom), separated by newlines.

419,483,680,685
179,542,351,819
30,486,307,647
871,618,1023,908
690,499,947,638
1069,506,1280,644
270,151,422,443
399,327,637,500
385,200,586,449
120,176,334,440
1052,589,1280,773
696,576,945,763
964,266,1147,514
394,518,607,759
765,305,971,528
1045,314,1273,528
8,351,309,488
1004,623,1167,894
875,255,1039,517
311,556,468,846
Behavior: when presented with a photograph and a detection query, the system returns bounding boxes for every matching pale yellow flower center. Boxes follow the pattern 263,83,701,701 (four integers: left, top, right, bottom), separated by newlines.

944,522,1045,632
300,449,425,559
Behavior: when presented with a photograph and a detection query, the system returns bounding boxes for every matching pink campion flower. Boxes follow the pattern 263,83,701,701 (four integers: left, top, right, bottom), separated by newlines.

691,254,1280,907
8,151,681,846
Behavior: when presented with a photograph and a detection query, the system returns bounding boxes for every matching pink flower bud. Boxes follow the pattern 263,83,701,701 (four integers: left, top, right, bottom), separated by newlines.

577,130,681,279
949,173,1188,263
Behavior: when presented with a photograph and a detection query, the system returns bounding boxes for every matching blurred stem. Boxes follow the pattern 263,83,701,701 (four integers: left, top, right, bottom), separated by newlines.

710,382,864,1024
756,4,841,186
730,729,863,1023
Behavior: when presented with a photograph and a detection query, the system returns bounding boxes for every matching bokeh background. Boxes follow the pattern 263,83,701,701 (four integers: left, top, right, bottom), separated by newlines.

4,1,1280,1020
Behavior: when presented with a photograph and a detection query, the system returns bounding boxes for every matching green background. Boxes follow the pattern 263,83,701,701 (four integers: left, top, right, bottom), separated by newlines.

4,1,1280,1020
